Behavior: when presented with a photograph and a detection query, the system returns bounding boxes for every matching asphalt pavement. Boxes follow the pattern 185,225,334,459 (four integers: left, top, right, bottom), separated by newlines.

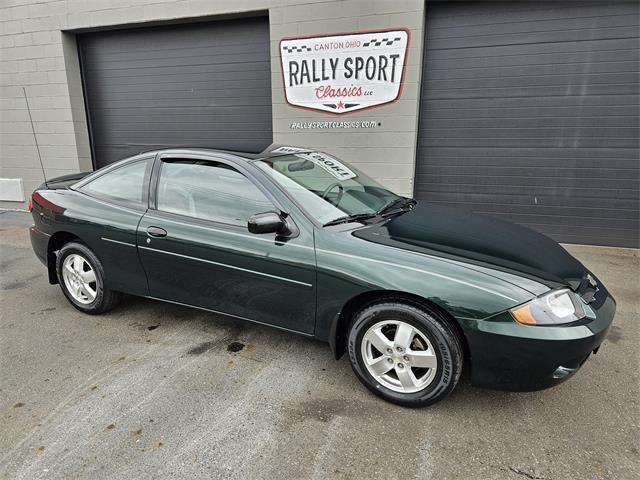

1,210,638,480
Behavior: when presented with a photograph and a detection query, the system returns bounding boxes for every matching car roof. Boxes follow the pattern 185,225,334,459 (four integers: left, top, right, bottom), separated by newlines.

139,144,315,161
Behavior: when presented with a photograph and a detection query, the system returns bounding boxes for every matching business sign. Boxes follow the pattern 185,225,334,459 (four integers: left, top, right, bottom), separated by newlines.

280,28,409,115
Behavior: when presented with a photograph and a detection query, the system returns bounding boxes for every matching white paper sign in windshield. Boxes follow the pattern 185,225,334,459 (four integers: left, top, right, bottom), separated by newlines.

295,152,357,180
271,146,310,154
280,29,409,114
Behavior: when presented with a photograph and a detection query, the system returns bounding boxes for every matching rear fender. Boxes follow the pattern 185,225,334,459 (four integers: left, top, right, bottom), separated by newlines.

45,231,83,285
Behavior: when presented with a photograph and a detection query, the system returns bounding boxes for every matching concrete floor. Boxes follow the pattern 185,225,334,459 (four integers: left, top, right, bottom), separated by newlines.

1,210,638,480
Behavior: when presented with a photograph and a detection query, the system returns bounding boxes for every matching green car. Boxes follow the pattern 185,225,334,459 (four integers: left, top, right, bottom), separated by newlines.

28,146,616,406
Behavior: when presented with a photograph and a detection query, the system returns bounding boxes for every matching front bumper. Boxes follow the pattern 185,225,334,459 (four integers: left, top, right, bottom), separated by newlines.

461,283,616,392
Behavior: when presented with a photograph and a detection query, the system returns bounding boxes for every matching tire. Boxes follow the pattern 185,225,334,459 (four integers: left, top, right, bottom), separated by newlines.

56,241,122,314
347,301,463,407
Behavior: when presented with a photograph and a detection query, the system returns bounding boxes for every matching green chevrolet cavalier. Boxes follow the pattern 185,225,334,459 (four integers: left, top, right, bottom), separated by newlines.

29,146,616,406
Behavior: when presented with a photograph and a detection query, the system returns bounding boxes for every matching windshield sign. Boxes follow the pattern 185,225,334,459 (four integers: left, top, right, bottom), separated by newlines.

255,152,401,225
295,152,356,180
270,146,310,154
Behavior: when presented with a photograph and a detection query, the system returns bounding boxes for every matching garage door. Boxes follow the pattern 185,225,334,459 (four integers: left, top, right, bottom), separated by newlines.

78,16,272,169
416,1,639,248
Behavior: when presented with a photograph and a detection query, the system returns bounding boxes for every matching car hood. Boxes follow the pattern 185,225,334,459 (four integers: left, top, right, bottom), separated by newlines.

352,203,588,287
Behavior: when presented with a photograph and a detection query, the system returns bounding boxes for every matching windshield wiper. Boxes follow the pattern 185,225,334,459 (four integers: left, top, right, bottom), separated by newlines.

322,198,417,227
376,197,417,216
322,213,378,227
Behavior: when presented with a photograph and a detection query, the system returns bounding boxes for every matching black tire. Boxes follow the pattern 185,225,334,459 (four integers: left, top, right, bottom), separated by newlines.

56,242,121,314
347,301,463,407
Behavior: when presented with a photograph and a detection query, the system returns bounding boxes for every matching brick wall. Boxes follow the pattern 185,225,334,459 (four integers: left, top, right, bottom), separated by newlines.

0,0,425,206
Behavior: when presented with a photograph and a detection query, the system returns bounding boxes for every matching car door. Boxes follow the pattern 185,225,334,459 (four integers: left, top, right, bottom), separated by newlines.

136,153,317,334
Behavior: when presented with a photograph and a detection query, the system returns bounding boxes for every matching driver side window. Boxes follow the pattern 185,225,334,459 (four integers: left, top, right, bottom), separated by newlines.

157,160,273,226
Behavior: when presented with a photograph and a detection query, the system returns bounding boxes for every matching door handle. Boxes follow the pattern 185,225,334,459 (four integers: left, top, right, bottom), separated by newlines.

147,226,167,238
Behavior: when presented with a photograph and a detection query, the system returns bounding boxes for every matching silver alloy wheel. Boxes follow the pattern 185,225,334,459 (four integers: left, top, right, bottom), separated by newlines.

62,253,97,305
361,320,438,393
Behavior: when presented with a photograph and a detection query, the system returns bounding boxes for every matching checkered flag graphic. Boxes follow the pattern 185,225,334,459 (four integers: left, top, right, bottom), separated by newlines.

282,45,312,53
362,37,403,47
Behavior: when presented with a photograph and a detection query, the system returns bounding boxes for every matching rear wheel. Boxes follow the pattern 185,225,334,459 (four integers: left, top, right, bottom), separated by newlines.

347,301,463,407
56,242,121,314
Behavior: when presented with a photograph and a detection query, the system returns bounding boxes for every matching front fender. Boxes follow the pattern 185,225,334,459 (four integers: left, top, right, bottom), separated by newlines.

314,228,536,342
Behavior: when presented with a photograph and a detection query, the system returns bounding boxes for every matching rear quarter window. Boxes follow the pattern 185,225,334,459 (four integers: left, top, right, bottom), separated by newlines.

81,159,151,206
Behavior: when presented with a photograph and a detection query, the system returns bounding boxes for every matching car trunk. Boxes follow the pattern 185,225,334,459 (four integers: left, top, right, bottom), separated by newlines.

40,172,92,190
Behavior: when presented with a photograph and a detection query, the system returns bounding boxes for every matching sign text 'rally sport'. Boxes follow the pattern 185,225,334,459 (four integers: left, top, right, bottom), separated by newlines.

280,29,409,114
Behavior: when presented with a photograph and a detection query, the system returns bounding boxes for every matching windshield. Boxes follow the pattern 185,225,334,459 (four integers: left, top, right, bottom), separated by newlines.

253,151,401,225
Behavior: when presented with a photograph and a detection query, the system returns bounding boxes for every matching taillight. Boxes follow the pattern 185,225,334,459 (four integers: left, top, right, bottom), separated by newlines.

31,191,65,214
27,195,33,212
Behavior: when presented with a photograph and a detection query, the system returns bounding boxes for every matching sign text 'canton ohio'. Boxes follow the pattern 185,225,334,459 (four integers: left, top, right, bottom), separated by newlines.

280,29,409,114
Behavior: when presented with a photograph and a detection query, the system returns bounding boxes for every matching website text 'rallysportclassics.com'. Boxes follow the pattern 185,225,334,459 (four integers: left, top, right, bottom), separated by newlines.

289,121,381,129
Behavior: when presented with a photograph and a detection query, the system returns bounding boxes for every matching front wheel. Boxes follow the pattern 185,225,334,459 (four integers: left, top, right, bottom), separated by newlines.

347,301,463,407
56,242,121,314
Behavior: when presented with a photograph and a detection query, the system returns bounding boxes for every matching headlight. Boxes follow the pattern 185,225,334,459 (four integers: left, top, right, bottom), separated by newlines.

511,288,585,326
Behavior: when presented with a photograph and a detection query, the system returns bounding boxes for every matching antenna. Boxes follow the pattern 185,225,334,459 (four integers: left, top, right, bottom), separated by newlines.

22,86,48,185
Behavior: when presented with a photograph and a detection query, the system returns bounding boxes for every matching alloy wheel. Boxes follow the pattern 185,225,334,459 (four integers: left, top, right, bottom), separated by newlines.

62,254,97,305
361,320,438,393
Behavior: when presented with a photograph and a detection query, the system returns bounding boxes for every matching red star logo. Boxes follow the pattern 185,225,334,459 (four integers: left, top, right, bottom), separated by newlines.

336,101,344,109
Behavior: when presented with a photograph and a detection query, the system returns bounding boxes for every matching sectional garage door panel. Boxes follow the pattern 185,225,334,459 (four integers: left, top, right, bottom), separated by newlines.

79,17,272,168
416,1,639,248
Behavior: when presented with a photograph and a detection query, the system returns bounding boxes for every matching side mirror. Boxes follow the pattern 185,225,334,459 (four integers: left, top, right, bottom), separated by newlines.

248,211,288,235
